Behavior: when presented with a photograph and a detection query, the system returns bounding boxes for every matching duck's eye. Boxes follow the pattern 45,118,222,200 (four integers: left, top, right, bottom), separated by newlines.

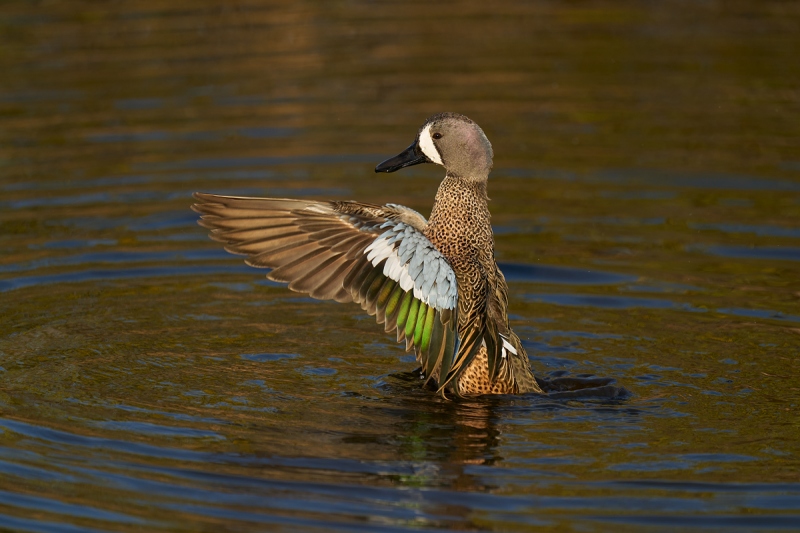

432,132,443,140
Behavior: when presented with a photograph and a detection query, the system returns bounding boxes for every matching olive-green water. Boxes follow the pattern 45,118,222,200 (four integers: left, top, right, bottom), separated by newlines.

1,1,799,531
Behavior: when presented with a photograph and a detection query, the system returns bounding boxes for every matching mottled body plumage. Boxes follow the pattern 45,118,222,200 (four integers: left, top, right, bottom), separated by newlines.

193,112,543,396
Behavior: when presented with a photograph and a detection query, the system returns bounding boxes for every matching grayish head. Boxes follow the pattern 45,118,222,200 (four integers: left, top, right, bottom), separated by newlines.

375,113,494,180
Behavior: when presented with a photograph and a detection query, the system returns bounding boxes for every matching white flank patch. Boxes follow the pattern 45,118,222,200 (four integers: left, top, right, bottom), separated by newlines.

418,123,443,165
501,336,517,355
500,335,517,359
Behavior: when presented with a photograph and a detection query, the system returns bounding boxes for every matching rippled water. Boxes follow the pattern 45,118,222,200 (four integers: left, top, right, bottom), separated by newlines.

1,1,799,531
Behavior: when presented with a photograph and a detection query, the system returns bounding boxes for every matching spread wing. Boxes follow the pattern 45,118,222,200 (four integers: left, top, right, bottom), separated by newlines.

192,192,459,389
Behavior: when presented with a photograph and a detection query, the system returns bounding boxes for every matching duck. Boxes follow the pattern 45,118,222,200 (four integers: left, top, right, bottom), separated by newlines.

193,112,544,396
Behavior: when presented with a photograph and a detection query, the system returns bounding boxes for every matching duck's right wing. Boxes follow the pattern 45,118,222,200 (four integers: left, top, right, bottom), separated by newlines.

192,193,459,389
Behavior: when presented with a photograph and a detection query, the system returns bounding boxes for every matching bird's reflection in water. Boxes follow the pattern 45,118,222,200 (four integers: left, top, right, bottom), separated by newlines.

375,369,629,475
341,369,629,529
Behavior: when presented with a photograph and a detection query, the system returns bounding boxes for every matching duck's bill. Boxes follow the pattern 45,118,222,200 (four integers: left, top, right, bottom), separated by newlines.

375,142,429,173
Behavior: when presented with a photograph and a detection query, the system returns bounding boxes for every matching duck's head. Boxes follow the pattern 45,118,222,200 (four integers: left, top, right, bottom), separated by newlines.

375,113,493,179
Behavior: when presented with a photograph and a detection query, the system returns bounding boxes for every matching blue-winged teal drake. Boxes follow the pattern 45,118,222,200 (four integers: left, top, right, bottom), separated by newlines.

193,113,544,396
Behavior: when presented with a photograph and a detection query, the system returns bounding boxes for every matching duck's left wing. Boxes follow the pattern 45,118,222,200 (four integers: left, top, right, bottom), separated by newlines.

192,193,459,387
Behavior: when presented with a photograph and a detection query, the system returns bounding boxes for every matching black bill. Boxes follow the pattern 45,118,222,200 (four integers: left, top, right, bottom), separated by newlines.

375,142,429,173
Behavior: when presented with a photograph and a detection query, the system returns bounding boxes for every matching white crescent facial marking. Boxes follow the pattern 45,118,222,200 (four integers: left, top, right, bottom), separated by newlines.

419,123,443,166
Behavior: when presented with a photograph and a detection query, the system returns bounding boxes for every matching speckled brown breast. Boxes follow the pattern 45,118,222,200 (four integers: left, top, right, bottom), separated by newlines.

456,346,517,394
424,176,494,333
421,175,543,395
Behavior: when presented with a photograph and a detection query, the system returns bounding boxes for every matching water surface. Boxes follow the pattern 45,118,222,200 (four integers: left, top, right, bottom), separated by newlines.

1,1,799,531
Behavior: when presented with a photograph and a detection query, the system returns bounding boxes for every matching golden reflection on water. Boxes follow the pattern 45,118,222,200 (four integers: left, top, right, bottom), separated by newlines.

0,0,799,530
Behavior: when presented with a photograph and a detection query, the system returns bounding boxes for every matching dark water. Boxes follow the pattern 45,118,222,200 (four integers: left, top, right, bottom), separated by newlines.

1,1,799,531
